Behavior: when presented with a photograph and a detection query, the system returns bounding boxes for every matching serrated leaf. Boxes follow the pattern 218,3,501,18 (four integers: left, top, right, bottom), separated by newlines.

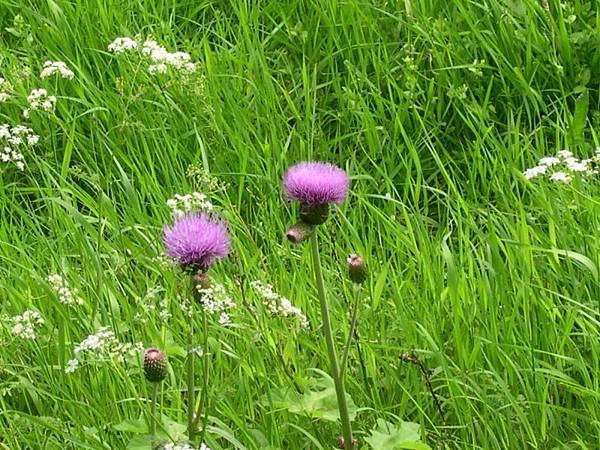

161,415,187,440
364,419,432,450
125,434,154,450
114,417,147,433
265,369,357,422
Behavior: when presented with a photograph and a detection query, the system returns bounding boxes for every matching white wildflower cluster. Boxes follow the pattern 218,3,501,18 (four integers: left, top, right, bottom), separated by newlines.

524,149,600,184
47,274,84,306
133,286,171,323
162,443,211,450
66,327,143,373
196,283,235,325
142,40,196,73
108,37,197,75
0,124,39,171
9,310,44,340
108,37,138,53
167,192,213,217
40,60,74,79
24,88,56,118
0,78,10,102
251,281,309,328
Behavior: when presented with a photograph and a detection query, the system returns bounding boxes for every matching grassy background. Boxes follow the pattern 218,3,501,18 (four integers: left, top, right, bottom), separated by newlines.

1,0,599,448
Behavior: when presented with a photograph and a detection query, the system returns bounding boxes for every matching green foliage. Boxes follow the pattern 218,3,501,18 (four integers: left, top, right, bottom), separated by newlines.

266,369,358,422
1,0,600,449
364,419,431,450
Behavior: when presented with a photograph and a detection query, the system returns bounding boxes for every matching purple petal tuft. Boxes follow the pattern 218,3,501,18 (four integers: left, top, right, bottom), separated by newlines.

163,213,229,269
282,161,349,205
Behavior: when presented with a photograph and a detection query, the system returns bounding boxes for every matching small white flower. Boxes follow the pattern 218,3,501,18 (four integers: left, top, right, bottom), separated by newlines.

148,63,168,75
550,171,571,183
48,273,84,306
251,281,308,328
0,125,36,170
538,156,560,166
218,312,230,325
524,165,546,180
108,37,138,53
27,135,39,146
10,310,44,340
27,89,56,112
142,40,163,55
565,159,589,172
65,358,79,373
72,327,143,366
196,284,235,316
557,149,573,159
167,192,213,216
40,61,74,79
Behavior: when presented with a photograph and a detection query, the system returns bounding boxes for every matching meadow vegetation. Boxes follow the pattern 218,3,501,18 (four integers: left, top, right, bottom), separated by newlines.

1,0,599,449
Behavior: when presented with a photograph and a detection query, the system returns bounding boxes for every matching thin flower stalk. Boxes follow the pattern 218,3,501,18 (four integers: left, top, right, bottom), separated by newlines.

186,277,196,441
339,285,361,379
309,232,353,449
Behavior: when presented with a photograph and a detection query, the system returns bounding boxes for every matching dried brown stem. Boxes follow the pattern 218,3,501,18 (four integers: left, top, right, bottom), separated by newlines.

401,352,445,422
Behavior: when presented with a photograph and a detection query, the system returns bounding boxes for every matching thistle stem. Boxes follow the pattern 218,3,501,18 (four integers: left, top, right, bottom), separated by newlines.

340,285,361,378
187,278,196,441
150,382,159,436
193,308,211,441
309,232,353,450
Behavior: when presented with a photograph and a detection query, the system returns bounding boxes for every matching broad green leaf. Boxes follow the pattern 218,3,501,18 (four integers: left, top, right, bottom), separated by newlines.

125,434,154,450
364,419,432,450
161,415,187,440
114,417,147,434
265,369,358,422
570,89,589,144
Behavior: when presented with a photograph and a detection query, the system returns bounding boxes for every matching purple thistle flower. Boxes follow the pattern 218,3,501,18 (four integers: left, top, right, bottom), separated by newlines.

163,213,229,270
283,161,349,206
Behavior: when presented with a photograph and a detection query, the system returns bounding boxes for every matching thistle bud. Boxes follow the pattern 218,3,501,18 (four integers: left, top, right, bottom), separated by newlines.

300,203,329,225
347,254,367,285
286,220,315,244
143,348,167,383
193,272,211,290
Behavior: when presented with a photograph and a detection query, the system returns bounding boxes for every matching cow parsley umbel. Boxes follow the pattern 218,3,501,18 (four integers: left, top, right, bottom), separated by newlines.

523,148,599,183
40,61,74,79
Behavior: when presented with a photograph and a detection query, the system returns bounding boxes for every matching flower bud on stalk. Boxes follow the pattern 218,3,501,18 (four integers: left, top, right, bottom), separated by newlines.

193,271,211,290
347,254,367,285
143,348,167,383
286,220,315,244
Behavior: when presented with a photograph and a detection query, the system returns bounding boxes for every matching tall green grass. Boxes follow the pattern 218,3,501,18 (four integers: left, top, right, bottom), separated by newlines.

1,0,599,448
